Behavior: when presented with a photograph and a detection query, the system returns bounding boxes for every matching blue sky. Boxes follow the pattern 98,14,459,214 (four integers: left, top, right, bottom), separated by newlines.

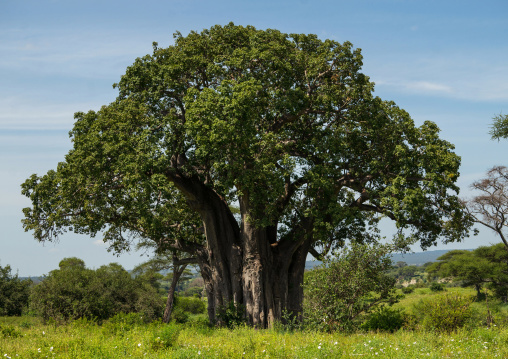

1,0,507,276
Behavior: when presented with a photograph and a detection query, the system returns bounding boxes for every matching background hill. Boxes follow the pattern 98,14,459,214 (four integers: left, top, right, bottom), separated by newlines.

304,249,473,270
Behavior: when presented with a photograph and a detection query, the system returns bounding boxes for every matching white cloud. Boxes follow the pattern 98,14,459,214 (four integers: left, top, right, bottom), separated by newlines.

0,97,105,130
365,51,508,102
405,81,453,93
0,27,160,80
93,239,107,247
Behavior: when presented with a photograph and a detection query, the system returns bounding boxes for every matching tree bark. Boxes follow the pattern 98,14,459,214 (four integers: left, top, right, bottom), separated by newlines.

162,259,188,323
170,174,311,328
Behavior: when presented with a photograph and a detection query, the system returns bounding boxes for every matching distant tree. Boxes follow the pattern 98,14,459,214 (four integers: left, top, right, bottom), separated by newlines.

463,166,508,252
399,265,419,280
133,252,197,323
58,257,86,269
0,264,31,316
30,258,163,322
426,244,508,299
490,113,508,140
304,243,399,332
426,250,487,298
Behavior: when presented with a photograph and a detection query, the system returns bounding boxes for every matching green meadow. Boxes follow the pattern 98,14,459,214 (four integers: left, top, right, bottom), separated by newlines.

1,316,507,358
3,288,508,358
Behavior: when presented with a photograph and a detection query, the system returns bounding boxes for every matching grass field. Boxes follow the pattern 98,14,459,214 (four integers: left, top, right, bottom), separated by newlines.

2,287,508,358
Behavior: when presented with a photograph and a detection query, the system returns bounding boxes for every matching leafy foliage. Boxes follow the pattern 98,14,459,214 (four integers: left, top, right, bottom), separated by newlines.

426,244,508,299
413,293,473,332
30,258,164,322
402,286,415,294
430,282,446,292
170,307,189,324
303,242,400,332
150,324,182,350
361,306,406,332
490,113,508,140
0,324,22,338
0,264,32,316
216,301,246,328
173,296,206,315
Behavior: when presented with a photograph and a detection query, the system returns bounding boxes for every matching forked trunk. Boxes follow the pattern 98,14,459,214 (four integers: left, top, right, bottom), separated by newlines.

175,178,310,328
162,259,188,323
198,196,310,328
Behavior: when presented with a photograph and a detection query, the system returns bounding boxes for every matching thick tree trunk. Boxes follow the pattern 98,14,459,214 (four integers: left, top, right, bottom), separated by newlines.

172,175,311,328
235,196,311,328
196,224,309,327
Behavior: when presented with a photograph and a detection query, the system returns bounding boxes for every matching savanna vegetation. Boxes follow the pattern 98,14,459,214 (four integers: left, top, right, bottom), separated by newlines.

20,23,472,328
6,22,508,358
3,248,508,358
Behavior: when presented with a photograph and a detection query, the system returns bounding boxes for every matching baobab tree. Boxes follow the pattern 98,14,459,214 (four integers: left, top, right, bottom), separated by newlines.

21,23,471,327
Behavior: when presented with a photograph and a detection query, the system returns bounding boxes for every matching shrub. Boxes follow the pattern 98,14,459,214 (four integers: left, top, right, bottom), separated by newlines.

304,243,400,332
30,258,163,322
174,296,206,315
273,309,304,333
413,293,473,332
361,306,405,332
216,301,246,328
402,286,415,294
430,282,446,292
0,264,32,316
171,307,189,324
150,324,181,350
0,325,22,338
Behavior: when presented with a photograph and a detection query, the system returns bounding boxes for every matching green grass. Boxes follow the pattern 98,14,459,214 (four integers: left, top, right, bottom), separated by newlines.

394,286,477,311
3,288,508,358
2,316,508,358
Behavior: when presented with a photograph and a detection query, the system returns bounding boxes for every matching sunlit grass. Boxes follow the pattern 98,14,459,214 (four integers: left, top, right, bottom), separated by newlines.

2,315,508,358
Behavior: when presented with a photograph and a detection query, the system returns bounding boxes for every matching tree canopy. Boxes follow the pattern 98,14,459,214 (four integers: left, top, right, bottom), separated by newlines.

490,113,508,140
0,264,31,316
21,23,471,327
427,244,508,299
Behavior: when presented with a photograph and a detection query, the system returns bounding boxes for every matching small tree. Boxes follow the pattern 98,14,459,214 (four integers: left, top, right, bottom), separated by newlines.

463,166,508,252
0,264,32,316
303,243,399,332
133,252,197,323
426,244,508,299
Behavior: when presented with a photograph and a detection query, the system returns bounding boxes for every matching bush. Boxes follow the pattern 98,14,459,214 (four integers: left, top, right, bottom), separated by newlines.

216,301,246,328
0,265,32,316
30,258,164,322
430,282,446,292
170,308,189,324
174,296,206,315
150,324,182,350
0,325,22,338
361,306,405,332
413,293,473,332
303,243,400,332
402,286,415,294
